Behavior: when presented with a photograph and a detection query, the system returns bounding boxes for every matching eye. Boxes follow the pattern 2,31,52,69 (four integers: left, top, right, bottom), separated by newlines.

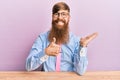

54,13,58,16
62,13,67,16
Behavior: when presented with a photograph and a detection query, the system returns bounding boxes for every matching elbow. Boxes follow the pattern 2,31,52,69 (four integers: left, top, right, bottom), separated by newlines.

25,59,32,71
25,63,31,71
26,66,31,72
75,66,87,76
76,70,85,76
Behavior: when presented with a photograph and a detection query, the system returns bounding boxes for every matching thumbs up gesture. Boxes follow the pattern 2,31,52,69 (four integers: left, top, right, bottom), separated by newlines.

80,32,98,47
45,37,60,56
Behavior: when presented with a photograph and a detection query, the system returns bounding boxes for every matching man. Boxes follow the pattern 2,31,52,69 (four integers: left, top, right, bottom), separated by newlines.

26,2,98,75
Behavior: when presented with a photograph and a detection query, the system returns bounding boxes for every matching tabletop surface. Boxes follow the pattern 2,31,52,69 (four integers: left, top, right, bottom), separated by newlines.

0,71,120,80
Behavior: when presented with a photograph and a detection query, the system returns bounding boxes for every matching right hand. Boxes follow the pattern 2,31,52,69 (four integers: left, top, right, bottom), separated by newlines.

45,37,60,56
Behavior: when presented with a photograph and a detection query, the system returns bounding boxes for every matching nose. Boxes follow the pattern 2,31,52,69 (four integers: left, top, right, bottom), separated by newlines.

58,14,63,20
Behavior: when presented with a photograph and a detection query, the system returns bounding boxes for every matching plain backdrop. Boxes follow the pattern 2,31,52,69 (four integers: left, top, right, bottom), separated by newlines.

0,0,120,71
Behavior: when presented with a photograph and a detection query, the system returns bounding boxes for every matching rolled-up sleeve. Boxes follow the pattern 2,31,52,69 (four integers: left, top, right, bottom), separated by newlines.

26,35,48,71
73,38,88,75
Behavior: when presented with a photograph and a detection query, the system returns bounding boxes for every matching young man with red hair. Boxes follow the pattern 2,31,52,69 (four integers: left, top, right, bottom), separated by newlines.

26,2,98,75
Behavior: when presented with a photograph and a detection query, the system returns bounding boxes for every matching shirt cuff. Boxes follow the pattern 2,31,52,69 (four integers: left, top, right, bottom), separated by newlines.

80,47,87,57
40,54,49,63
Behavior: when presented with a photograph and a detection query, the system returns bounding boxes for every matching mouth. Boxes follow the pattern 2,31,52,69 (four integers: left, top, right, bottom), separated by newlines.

57,21,64,25
55,20,65,25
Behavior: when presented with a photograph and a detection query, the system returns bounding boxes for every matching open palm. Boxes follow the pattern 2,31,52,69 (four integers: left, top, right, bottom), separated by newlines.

80,32,98,47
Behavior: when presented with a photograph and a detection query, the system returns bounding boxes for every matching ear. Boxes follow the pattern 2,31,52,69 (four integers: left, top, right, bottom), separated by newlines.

52,14,54,17
68,15,71,21
69,14,71,18
52,14,55,20
68,14,71,19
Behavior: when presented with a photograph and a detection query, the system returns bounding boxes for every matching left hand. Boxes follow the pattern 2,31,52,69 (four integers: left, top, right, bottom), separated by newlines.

80,32,98,47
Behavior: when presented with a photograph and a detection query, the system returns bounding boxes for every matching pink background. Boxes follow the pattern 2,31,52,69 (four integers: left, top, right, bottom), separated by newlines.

0,0,120,71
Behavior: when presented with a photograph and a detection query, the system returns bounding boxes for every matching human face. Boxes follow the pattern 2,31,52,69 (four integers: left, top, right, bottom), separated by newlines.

52,10,70,29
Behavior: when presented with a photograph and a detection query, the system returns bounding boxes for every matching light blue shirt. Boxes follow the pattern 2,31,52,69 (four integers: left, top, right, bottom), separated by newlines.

26,31,88,75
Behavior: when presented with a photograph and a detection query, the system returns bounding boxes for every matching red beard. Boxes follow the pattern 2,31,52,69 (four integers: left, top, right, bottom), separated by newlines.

48,19,69,44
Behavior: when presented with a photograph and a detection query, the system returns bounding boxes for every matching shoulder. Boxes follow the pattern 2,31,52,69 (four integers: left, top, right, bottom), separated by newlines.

36,31,49,42
38,31,49,38
69,32,80,42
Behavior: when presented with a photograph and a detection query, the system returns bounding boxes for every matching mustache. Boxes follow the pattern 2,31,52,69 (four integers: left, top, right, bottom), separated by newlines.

54,19,65,23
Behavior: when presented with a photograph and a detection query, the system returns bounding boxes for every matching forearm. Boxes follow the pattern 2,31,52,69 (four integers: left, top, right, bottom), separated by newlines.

26,49,48,71
74,47,88,75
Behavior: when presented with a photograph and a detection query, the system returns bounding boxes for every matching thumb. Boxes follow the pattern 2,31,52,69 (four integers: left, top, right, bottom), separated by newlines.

52,37,56,44
48,37,56,47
